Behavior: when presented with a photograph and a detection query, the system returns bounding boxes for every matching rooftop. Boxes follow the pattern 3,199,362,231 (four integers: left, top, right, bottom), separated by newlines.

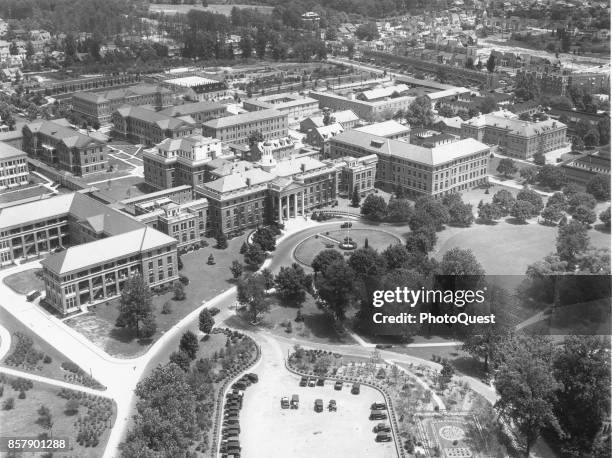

73,84,170,104
25,119,104,149
203,168,275,193
0,142,26,160
354,120,410,137
159,101,227,117
164,76,221,87
331,130,489,166
202,109,285,129
463,114,566,136
115,105,196,130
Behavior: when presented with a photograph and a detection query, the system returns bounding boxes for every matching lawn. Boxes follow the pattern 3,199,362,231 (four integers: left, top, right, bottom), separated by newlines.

260,293,354,345
0,185,49,204
3,268,44,294
0,307,105,389
65,234,248,358
0,376,115,458
294,228,402,267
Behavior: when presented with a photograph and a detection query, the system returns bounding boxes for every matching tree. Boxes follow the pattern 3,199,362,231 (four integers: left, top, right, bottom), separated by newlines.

230,260,243,279
311,249,344,275
252,227,276,252
519,167,538,184
386,198,412,222
478,203,504,223
597,117,610,145
239,242,248,254
571,135,585,152
173,281,185,301
275,263,310,306
239,31,253,58
600,206,611,228
315,260,356,320
438,248,485,277
261,268,274,289
554,336,611,456
567,192,596,213
496,158,518,178
532,151,546,165
9,42,18,55
518,112,532,121
585,174,611,201
405,226,437,257
437,104,455,118
413,196,450,231
583,128,600,147
348,247,387,279
351,187,361,207
215,232,228,249
547,192,567,210
495,335,560,457
198,308,214,334
556,220,589,264
540,205,563,225
382,244,410,270
360,194,387,221
448,202,474,227
169,350,192,371
571,205,597,226
65,398,80,415
37,404,53,432
116,274,154,338
479,96,498,114
244,242,266,269
405,96,434,128
355,22,380,41
516,189,544,214
438,360,455,390
179,331,199,360
140,314,157,339
25,41,35,59
492,189,516,215
561,30,571,52
237,274,268,322
485,53,496,72
511,200,535,223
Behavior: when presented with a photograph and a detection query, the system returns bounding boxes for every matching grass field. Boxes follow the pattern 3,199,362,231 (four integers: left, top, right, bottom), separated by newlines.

3,268,44,294
0,377,115,458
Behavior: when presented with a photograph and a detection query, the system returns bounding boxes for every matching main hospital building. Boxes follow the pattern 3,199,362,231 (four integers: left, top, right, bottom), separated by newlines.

0,84,508,316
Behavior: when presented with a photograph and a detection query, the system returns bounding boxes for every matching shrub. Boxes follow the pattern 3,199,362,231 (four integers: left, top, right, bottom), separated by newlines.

43,355,52,364
18,390,26,399
3,397,14,410
161,301,173,315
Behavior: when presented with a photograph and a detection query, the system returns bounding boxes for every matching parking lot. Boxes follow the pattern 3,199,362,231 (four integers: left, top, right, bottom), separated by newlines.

240,364,397,458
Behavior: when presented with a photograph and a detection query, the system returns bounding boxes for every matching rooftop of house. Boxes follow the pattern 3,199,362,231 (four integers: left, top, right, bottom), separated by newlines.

463,114,566,136
305,110,359,127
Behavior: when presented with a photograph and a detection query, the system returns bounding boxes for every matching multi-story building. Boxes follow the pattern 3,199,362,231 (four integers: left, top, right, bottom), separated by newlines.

0,143,29,190
161,76,230,102
325,154,378,196
72,84,174,123
244,137,296,163
243,93,319,121
201,109,288,146
121,186,210,247
561,150,610,186
112,106,198,146
196,150,338,235
22,119,106,176
143,134,225,190
0,192,178,314
158,101,229,125
354,120,411,140
299,110,359,133
328,130,489,198
309,90,415,122
461,114,567,159
516,68,610,96
305,123,345,153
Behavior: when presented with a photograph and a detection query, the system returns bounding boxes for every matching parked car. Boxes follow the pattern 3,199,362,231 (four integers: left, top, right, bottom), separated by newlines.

371,402,387,410
316,378,325,386
291,394,299,409
26,290,41,302
374,423,391,433
334,380,343,391
281,397,290,409
369,410,387,420
376,432,392,442
314,399,324,412
328,399,337,411
375,344,392,349
351,383,360,394
299,376,308,387
308,378,316,387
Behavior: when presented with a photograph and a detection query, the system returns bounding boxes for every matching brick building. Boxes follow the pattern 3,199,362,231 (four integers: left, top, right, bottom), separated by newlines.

22,119,106,176
72,84,174,123
112,106,198,146
201,109,288,145
158,101,229,125
0,142,29,190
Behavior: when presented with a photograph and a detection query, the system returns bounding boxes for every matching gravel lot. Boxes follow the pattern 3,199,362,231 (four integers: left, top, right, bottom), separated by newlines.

240,365,397,458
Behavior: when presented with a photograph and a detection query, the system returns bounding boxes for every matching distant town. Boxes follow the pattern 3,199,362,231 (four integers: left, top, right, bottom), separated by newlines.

0,1,609,458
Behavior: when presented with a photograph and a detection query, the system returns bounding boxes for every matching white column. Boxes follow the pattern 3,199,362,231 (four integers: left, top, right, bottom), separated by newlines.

292,194,297,218
278,195,282,221
302,192,305,215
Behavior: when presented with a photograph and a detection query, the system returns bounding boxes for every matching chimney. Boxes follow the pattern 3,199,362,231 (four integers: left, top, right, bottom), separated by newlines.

300,163,306,172
246,177,251,187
